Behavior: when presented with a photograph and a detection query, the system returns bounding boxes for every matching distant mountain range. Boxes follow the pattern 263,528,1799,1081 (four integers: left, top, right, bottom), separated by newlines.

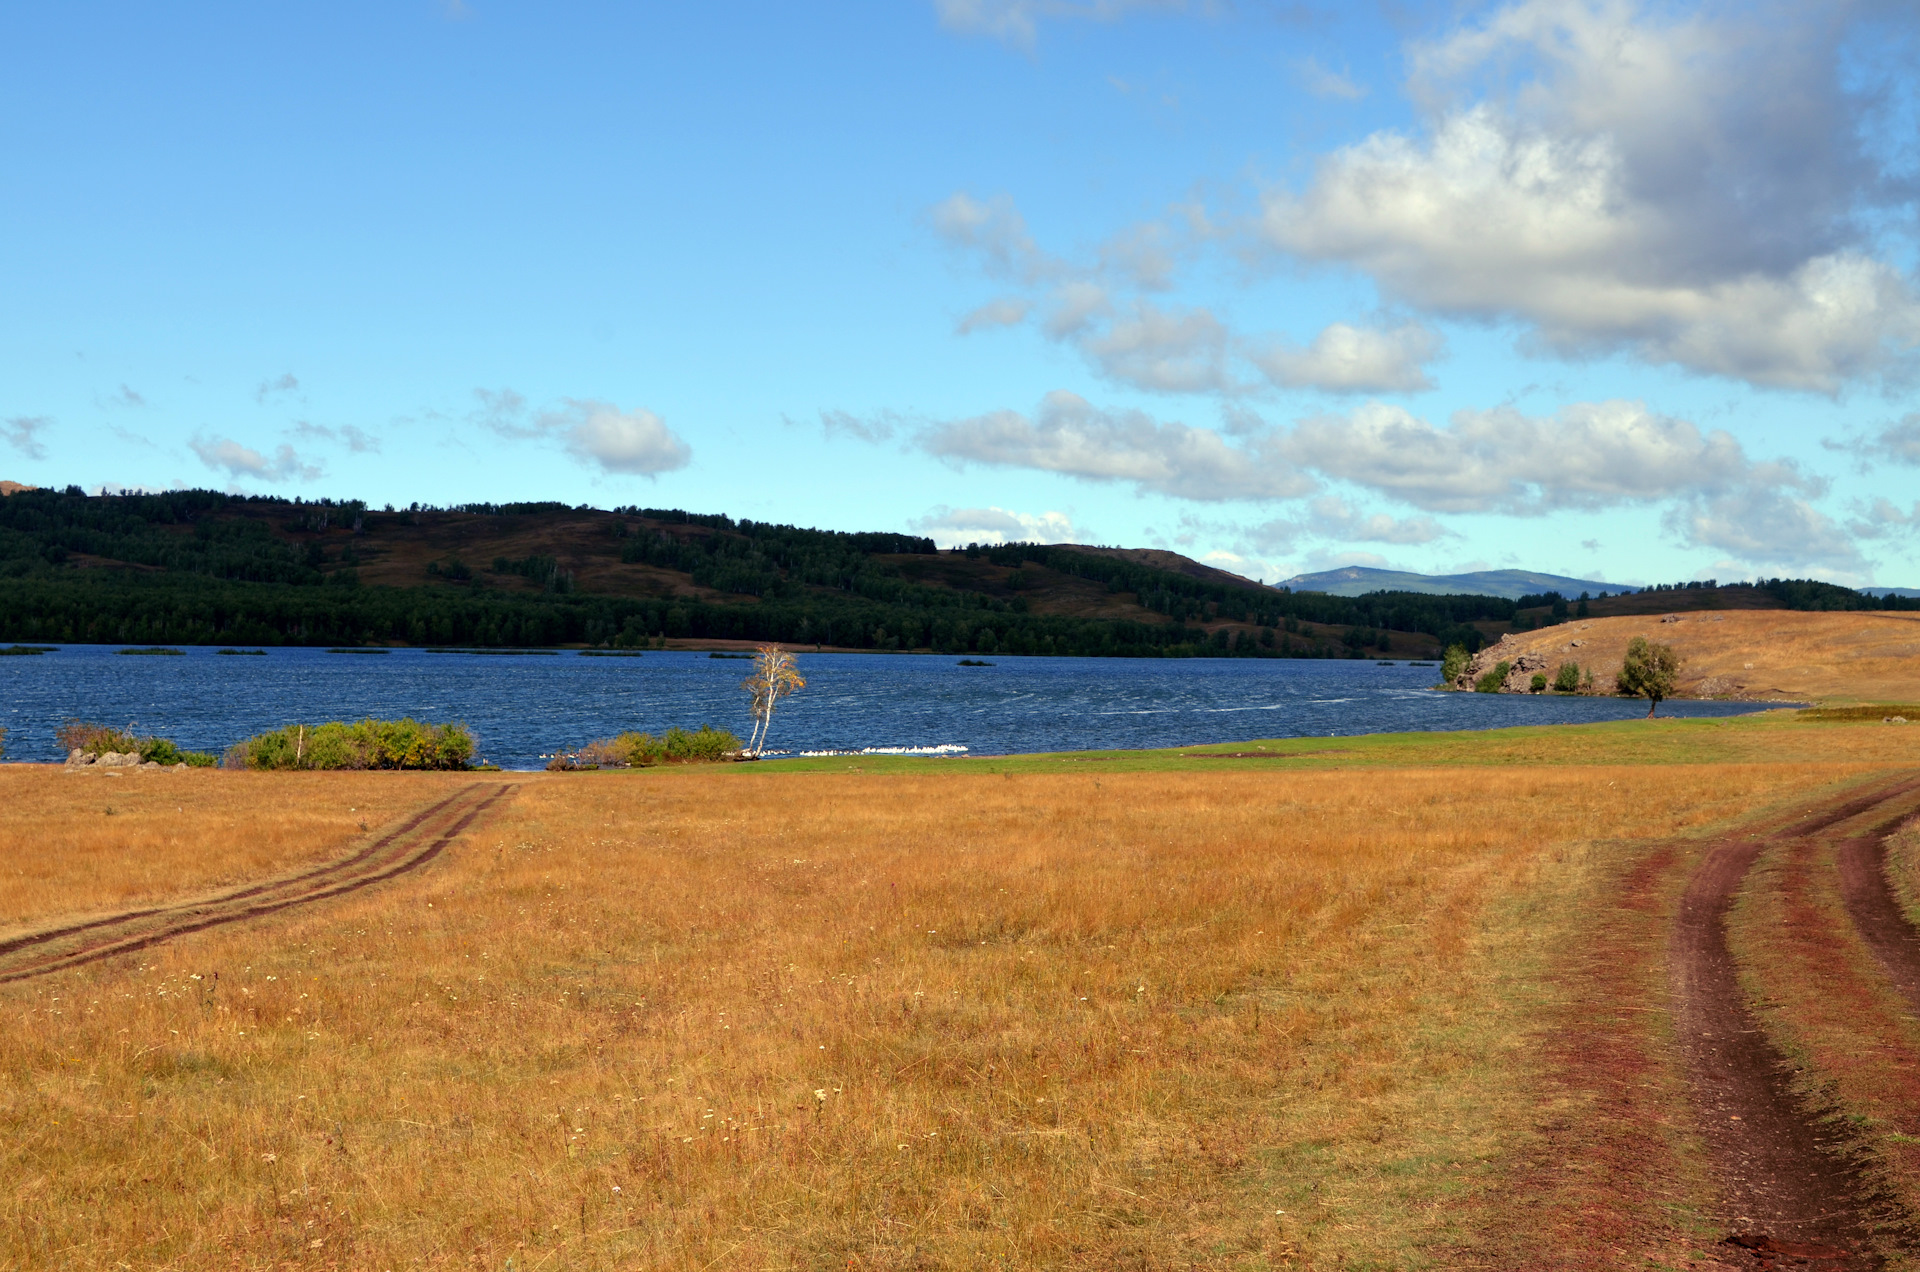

1284,566,1920,602
1283,566,1631,600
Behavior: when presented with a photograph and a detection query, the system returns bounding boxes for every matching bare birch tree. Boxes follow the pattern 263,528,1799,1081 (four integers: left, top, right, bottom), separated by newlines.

741,645,805,755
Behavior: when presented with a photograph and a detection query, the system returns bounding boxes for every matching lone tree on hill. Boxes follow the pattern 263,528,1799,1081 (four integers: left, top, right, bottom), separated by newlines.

742,645,805,755
1616,637,1681,717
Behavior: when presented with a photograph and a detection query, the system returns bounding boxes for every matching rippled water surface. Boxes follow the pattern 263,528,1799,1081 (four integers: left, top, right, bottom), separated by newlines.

0,645,1783,769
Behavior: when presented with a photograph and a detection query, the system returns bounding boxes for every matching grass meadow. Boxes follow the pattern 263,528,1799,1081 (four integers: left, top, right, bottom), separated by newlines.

1,714,1916,1269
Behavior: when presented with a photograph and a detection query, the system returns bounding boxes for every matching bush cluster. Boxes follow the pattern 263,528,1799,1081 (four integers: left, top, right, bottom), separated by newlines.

223,718,475,771
547,725,741,770
56,720,216,766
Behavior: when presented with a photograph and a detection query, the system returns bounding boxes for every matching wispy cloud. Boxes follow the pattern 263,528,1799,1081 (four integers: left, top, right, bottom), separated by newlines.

254,373,301,403
3,416,50,461
190,436,323,483
291,421,381,454
912,504,1083,547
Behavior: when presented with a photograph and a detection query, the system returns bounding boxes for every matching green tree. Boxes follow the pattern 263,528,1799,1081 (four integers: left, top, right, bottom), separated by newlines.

1616,637,1681,717
1530,672,1548,692
1441,644,1470,684
1552,662,1581,692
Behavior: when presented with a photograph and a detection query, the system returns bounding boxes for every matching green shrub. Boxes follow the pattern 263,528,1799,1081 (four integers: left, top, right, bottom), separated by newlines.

1553,662,1582,692
1441,644,1470,684
224,718,475,771
547,725,743,770
1474,661,1510,693
56,720,214,765
1529,672,1548,693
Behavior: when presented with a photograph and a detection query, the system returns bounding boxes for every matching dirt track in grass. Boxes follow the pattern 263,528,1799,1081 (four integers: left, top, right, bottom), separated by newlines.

1672,776,1920,1269
1837,827,1920,1015
0,782,512,984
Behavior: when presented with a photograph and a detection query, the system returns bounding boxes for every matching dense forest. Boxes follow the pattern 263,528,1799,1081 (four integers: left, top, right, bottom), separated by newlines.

0,487,1907,656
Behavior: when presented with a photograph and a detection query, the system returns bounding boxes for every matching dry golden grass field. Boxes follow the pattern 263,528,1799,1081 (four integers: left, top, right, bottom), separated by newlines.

1486,608,1920,704
2,715,1919,1270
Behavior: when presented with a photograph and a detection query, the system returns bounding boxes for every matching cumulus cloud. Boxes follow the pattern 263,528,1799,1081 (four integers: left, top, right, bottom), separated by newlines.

1257,0,1920,390
291,421,381,454
1665,486,1863,572
255,373,300,403
3,415,50,461
1831,413,1920,467
930,193,1053,283
933,0,1193,51
1081,301,1233,393
912,505,1083,547
1847,497,1920,540
190,436,323,483
1250,321,1442,393
957,297,1032,334
1241,496,1452,554
1280,398,1801,514
540,400,692,477
919,390,1313,502
468,388,691,476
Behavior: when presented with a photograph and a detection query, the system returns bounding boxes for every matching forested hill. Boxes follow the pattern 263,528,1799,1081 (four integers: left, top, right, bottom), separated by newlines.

7,486,1899,658
0,487,1531,657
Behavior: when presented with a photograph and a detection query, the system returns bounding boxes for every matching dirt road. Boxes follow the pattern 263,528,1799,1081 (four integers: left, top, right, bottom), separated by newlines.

1673,777,1920,1269
0,782,512,983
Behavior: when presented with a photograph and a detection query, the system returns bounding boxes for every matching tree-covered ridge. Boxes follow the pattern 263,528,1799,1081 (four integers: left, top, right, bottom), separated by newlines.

0,487,1908,654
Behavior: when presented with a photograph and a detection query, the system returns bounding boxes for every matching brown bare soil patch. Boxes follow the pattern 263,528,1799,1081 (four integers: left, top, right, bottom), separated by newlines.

1483,610,1920,704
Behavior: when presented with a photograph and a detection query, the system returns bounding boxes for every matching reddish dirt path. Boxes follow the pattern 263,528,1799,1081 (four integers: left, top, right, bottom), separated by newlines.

1672,777,1920,1269
1835,818,1920,1013
0,782,512,983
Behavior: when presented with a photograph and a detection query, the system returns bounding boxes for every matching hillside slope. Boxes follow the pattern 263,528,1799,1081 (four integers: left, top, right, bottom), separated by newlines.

1459,610,1920,705
0,489,1513,656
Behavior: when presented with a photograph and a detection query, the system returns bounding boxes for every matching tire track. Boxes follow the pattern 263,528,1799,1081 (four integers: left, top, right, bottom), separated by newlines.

0,782,513,983
1835,813,1920,1015
1672,774,1920,1269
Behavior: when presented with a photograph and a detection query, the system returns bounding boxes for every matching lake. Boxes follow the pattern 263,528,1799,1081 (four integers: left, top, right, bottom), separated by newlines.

0,645,1789,769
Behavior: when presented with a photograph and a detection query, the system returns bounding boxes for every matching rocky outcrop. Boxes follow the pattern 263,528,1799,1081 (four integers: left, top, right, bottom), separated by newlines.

65,749,184,771
1451,633,1581,693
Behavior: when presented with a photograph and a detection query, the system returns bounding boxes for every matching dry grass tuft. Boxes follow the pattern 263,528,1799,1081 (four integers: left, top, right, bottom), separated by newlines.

0,760,1872,1268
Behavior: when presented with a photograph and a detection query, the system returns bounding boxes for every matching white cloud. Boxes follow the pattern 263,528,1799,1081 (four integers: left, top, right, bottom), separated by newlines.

101,384,146,409
292,421,381,453
1294,57,1366,101
1258,1,1920,391
1081,301,1233,393
1847,497,1920,540
541,400,691,477
1835,414,1920,467
912,505,1083,547
255,373,300,403
956,297,1032,334
3,416,49,461
811,409,901,444
930,193,1052,283
1042,281,1112,338
919,390,1313,502
190,436,323,483
469,388,691,476
1250,321,1442,393
1281,398,1800,514
933,0,1193,51
1665,485,1863,573
1241,496,1452,555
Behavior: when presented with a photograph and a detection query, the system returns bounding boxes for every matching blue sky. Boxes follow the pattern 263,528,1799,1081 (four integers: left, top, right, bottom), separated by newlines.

4,1,1918,587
